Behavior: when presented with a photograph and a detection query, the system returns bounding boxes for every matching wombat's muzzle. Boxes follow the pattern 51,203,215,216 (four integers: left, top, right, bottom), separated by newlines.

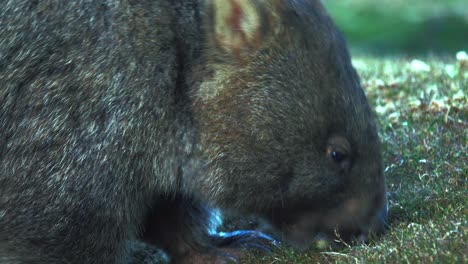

371,200,389,237
329,200,388,245
273,199,388,250
377,200,388,228
354,198,389,243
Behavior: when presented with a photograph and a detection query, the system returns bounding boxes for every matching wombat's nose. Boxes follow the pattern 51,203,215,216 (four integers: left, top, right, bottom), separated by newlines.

377,201,388,226
370,200,388,237
356,200,388,243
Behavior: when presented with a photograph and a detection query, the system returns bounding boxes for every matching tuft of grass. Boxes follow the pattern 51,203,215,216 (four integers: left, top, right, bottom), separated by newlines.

246,54,467,263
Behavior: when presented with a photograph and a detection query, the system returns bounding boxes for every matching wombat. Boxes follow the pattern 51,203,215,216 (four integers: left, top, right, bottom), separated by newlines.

0,0,387,263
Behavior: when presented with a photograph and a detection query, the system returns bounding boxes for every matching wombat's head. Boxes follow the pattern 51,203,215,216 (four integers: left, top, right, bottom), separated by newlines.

192,0,387,248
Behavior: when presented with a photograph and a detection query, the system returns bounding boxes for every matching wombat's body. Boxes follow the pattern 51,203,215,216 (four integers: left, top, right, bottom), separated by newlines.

0,0,387,263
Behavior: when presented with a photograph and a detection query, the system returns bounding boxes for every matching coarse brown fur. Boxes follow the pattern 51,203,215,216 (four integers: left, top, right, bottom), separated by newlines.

0,0,387,263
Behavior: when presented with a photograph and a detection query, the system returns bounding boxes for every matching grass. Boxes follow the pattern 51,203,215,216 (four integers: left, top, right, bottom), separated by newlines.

244,55,467,263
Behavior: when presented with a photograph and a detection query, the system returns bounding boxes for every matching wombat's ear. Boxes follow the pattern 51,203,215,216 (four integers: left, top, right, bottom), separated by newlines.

207,0,277,59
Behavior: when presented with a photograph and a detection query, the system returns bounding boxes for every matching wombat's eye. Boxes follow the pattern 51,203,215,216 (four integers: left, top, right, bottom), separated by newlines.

326,135,351,171
330,150,347,163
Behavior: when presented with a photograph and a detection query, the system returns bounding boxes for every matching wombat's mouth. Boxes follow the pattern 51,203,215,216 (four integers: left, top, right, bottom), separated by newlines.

269,198,388,250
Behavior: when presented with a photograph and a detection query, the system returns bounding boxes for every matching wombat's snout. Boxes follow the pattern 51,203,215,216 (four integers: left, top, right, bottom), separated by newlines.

370,193,389,235
377,200,388,229
335,198,388,243
364,204,389,240
340,198,388,244
279,195,388,250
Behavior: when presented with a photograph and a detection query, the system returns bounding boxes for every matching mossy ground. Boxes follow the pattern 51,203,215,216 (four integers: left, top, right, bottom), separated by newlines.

245,55,467,263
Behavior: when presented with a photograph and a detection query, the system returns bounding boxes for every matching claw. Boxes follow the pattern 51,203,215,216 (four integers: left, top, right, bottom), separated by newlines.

211,230,279,252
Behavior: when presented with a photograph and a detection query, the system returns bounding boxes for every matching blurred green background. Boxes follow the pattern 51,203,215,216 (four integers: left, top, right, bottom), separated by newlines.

323,0,468,55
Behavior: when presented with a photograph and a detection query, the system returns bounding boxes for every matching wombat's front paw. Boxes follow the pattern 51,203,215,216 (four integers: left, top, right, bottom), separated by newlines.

178,231,277,264
212,230,279,252
209,230,279,262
